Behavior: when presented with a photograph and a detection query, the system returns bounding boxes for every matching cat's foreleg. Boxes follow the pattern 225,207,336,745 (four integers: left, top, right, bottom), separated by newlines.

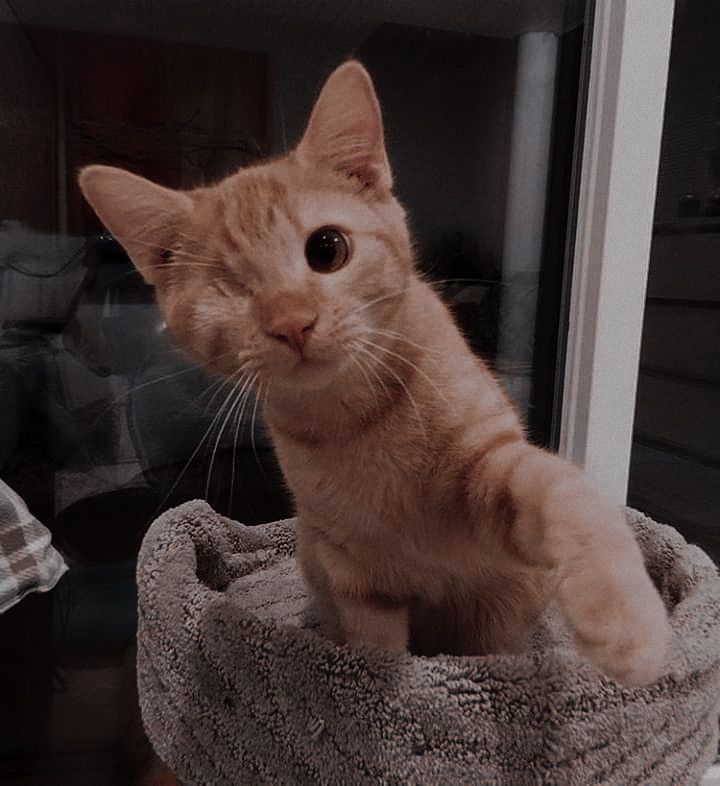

334,594,409,651
474,441,671,686
296,520,409,652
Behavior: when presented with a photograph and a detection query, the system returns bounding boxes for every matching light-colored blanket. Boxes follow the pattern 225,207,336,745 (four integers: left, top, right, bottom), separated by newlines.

136,500,720,785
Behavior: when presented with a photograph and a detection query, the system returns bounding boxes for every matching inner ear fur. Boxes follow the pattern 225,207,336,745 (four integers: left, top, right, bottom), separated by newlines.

296,60,393,192
78,165,191,285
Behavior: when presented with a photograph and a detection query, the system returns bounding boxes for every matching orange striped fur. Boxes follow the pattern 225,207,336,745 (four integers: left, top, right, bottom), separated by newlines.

79,61,670,686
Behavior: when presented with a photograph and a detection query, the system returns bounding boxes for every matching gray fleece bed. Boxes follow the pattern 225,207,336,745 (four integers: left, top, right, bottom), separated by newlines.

136,500,720,785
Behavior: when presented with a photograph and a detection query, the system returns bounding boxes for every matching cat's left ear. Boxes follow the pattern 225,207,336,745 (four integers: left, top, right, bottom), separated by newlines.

296,60,392,192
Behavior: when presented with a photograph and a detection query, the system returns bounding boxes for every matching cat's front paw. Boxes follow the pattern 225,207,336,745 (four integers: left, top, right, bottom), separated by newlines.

575,577,671,687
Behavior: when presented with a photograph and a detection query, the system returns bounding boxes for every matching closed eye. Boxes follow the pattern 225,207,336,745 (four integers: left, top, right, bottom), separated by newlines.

214,277,251,297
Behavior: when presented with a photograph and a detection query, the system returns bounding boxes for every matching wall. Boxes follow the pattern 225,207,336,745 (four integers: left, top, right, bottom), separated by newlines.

0,4,57,231
2,2,520,265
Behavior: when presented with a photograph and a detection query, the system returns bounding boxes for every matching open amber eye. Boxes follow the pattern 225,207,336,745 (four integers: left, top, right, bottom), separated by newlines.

305,227,349,273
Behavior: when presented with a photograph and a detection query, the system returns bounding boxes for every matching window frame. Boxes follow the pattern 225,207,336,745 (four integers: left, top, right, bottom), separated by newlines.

558,0,675,502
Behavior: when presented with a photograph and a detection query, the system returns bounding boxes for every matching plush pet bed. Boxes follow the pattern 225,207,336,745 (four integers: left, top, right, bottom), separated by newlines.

136,500,720,785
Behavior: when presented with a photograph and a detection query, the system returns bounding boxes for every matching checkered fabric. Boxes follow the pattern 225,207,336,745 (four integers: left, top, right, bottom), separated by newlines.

0,478,67,614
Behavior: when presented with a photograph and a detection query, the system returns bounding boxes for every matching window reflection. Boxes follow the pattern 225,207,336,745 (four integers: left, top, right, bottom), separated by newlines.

0,2,589,777
1,1,587,527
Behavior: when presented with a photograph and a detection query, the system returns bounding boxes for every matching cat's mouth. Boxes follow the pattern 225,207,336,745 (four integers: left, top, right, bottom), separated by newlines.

273,337,338,369
269,345,352,390
292,352,336,372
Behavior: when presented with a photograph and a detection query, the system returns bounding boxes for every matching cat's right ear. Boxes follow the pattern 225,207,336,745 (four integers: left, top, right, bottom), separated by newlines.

78,165,192,285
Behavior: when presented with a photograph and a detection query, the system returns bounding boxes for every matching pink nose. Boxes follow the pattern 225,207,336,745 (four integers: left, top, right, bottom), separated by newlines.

267,314,317,354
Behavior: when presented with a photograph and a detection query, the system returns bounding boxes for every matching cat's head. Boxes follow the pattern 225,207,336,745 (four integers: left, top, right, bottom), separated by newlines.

79,61,414,393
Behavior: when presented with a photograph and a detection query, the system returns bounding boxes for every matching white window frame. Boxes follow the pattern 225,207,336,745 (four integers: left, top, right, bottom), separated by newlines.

559,0,675,503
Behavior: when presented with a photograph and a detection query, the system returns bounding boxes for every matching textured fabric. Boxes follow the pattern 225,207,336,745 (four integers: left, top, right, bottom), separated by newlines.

0,478,68,614
137,500,720,785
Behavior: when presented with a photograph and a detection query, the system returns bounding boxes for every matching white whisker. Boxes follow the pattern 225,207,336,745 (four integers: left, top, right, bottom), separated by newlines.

336,286,410,329
103,259,225,288
205,382,240,501
348,352,382,406
204,364,246,416
198,373,231,410
427,276,505,288
353,341,427,444
119,234,222,264
358,335,448,403
152,364,247,515
206,371,256,500
143,262,224,273
228,372,260,510
250,380,273,488
90,350,235,429
228,385,246,513
203,375,244,500
354,344,394,403
365,326,441,357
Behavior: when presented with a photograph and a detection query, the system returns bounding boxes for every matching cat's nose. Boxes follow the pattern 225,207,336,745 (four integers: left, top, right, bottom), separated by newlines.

266,314,317,354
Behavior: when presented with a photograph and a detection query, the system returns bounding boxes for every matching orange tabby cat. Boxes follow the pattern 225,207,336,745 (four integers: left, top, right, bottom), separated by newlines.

79,61,670,686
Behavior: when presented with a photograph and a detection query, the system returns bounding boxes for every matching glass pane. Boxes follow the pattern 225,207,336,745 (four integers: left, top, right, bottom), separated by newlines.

0,0,588,779
628,0,720,565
